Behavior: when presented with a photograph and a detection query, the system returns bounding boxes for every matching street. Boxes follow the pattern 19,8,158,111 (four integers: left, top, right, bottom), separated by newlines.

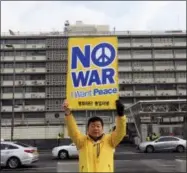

1,147,186,172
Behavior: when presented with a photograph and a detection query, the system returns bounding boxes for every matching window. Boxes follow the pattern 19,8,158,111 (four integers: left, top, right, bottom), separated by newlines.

177,72,186,78
176,60,186,65
14,142,31,148
132,38,151,43
5,39,25,44
157,84,176,90
118,38,131,44
0,144,7,150
178,84,186,90
119,61,131,67
153,37,172,43
7,145,19,149
157,137,169,142
173,37,186,43
26,39,45,44
0,144,18,150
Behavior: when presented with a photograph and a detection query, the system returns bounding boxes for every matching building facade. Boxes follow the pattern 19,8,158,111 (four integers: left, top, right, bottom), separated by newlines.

0,29,186,140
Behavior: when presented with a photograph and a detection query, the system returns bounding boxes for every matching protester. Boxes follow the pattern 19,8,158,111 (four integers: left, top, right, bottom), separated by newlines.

62,99,126,172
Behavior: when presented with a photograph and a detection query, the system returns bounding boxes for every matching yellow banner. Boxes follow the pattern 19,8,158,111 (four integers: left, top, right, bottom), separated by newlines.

66,37,119,110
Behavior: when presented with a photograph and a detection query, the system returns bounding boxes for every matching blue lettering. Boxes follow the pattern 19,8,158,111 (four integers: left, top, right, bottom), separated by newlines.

71,68,116,88
93,88,118,96
72,71,89,87
71,45,90,69
88,70,101,86
102,68,115,84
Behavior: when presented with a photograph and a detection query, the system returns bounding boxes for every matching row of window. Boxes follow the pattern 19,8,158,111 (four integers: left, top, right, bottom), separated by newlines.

119,37,186,43
120,84,186,90
1,72,186,81
119,72,186,78
2,87,45,93
1,61,186,68
119,60,186,67
1,37,186,44
1,49,186,56
2,99,45,106
1,63,46,68
1,84,185,93
1,50,46,56
2,75,45,80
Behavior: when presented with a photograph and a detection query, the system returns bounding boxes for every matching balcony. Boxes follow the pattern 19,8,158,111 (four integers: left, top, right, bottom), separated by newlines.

157,90,177,96
118,42,131,47
178,90,186,96
134,90,155,96
131,43,152,47
156,78,176,83
25,93,45,99
1,44,46,50
176,78,186,83
132,54,152,59
0,56,46,62
155,66,175,71
154,53,174,59
173,42,186,47
26,44,46,49
176,65,186,71
119,91,133,97
119,79,133,84
175,53,186,59
118,54,131,60
118,66,132,72
152,42,173,47
2,92,45,99
2,80,45,87
1,68,46,74
1,105,45,112
133,67,153,71
133,79,154,84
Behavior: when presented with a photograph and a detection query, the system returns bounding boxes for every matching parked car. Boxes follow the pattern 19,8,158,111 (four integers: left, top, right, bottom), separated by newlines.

0,141,39,169
52,143,115,160
137,136,186,153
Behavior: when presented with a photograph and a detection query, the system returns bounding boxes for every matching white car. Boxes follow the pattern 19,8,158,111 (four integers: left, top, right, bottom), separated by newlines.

52,143,78,159
137,136,187,153
52,143,116,160
0,141,39,169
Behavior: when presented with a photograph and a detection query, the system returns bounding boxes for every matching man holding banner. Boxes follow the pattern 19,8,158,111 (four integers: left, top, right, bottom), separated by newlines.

63,36,126,172
62,99,126,172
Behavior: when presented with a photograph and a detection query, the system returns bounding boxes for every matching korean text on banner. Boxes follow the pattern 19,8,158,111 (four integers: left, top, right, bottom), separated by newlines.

66,37,119,110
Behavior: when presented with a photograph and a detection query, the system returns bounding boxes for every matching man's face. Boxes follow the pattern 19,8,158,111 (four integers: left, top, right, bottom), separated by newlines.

87,121,103,138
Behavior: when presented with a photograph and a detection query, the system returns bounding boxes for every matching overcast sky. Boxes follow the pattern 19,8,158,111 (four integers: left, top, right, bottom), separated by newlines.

1,1,186,33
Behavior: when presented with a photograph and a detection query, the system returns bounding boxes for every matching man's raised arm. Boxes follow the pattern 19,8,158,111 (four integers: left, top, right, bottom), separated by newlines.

109,100,127,148
62,100,85,149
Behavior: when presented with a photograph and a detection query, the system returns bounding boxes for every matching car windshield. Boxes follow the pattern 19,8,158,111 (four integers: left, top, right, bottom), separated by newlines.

14,142,31,147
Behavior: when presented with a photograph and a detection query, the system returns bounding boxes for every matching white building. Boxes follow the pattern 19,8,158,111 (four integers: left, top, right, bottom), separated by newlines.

0,23,186,140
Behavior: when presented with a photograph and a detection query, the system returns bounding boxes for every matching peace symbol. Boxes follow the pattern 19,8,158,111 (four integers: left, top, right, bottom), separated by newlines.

91,43,116,67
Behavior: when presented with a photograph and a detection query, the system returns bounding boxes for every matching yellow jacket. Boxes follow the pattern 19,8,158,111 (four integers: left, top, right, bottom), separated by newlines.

65,114,126,172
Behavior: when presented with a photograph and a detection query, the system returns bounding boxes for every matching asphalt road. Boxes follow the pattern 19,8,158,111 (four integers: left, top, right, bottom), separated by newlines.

1,147,186,172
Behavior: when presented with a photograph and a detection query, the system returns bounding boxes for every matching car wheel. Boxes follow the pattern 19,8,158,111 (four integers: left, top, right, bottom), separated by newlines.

176,145,184,153
7,157,21,169
146,145,154,153
58,150,69,160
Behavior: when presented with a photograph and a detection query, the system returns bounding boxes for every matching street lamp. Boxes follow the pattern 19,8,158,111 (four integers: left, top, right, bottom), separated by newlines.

5,44,16,141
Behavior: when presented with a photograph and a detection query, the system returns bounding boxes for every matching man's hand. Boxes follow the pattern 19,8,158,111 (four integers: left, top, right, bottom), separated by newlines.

115,100,124,116
62,99,71,116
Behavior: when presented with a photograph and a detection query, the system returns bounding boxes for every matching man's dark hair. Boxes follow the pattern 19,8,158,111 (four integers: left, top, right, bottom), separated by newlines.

87,116,104,127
